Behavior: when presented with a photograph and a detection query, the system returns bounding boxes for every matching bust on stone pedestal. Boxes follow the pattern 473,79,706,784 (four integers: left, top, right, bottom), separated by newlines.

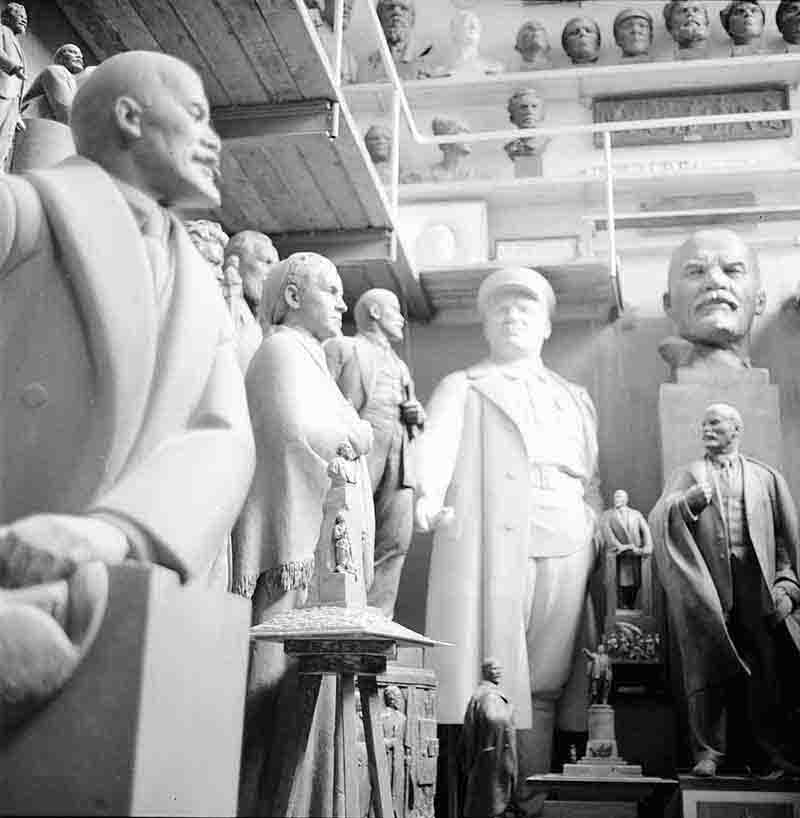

504,88,549,177
360,0,431,82
440,10,503,79
429,115,474,182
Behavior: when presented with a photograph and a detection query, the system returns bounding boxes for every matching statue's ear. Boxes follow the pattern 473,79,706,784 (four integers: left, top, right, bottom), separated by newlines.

284,282,302,310
114,95,143,142
368,303,382,322
755,288,766,317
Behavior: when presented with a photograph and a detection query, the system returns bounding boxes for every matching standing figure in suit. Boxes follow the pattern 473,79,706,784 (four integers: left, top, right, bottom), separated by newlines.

598,490,653,610
650,403,800,777
416,267,601,797
0,2,26,170
326,288,425,618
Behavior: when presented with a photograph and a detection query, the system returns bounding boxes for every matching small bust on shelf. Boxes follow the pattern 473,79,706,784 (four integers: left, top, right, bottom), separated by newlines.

720,0,765,52
561,16,602,65
442,10,503,79
514,20,552,70
429,116,473,183
663,0,711,57
504,88,549,176
613,8,654,59
364,123,394,187
360,0,430,82
777,0,800,46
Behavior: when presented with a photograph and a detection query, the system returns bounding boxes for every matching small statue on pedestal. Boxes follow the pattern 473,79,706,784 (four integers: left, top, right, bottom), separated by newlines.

441,10,503,79
650,403,800,778
777,0,800,47
720,0,765,55
663,0,711,59
599,490,654,611
360,0,431,82
459,658,517,818
504,88,549,177
660,229,766,378
561,16,601,65
613,9,654,60
584,645,613,705
0,2,26,170
514,20,552,71
429,116,473,182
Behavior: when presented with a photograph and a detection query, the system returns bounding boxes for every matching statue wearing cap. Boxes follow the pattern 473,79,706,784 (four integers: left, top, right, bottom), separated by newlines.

416,267,601,795
613,8,654,58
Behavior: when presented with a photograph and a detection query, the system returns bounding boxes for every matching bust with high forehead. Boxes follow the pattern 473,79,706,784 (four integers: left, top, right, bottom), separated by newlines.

71,51,220,209
353,287,401,333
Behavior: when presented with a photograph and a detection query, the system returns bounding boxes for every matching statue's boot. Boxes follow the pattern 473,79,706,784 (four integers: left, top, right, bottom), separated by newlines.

514,699,556,816
0,562,109,734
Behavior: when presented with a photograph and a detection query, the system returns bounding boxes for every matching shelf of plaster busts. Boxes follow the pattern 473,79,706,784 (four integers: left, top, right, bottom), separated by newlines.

345,52,800,112
419,258,618,324
398,162,800,211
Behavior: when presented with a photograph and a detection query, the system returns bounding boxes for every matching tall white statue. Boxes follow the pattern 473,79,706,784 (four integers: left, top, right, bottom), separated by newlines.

417,267,601,798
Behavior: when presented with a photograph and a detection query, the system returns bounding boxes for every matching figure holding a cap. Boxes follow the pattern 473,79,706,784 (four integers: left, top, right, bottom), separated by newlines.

416,267,601,798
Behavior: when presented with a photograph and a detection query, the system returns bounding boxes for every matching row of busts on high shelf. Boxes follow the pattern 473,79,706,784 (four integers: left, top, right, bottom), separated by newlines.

364,89,548,185
308,0,800,86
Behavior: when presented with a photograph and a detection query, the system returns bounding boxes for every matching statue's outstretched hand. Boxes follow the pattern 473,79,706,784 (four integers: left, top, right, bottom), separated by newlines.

0,514,127,588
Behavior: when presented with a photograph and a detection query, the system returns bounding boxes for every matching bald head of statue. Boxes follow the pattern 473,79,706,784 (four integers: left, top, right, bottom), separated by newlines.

354,288,405,343
71,50,222,209
663,229,765,354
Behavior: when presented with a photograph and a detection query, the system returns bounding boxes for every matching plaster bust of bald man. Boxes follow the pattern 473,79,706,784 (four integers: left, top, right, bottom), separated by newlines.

0,51,255,725
660,229,766,377
442,10,503,79
325,288,425,618
417,267,601,797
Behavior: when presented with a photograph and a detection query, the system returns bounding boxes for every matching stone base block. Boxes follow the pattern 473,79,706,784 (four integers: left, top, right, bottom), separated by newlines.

564,760,643,777
319,569,366,607
0,564,251,816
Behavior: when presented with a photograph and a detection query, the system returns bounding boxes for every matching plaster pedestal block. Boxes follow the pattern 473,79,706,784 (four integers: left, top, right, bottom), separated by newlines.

659,374,781,479
0,563,251,816
513,155,544,178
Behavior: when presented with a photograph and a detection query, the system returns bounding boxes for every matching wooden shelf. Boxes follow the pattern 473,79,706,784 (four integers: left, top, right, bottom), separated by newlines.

347,52,800,110
56,0,431,319
420,259,617,323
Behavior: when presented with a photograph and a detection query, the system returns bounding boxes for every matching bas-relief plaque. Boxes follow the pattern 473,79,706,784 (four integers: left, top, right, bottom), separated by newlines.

593,86,791,148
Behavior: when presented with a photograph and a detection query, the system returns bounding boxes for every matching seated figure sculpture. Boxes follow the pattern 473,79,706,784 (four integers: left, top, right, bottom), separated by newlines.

0,51,255,728
441,10,503,79
660,229,766,378
417,267,601,800
663,0,711,57
561,16,602,65
459,658,517,818
429,116,474,182
650,403,800,777
514,20,552,70
325,288,425,618
21,43,84,124
613,8,654,59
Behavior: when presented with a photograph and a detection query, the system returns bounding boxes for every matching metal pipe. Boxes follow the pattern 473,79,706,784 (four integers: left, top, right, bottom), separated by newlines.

602,131,621,314
390,88,400,215
332,0,343,89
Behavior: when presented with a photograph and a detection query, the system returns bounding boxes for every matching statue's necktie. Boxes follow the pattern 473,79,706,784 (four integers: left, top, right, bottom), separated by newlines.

140,208,172,304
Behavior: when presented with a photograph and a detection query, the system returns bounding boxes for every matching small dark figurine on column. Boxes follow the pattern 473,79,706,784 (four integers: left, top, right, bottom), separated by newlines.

584,644,613,705
459,658,517,818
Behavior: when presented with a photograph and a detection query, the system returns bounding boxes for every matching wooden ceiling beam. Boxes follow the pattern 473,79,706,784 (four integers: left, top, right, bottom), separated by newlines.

212,100,337,142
